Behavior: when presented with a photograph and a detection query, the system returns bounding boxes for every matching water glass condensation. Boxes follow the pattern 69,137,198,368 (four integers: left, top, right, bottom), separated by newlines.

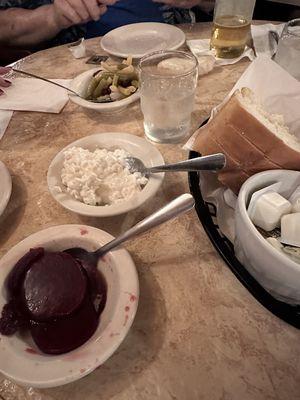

274,19,300,80
210,0,256,59
139,51,198,143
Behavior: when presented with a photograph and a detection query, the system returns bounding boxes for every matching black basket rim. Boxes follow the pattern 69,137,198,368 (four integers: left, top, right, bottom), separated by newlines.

188,150,300,329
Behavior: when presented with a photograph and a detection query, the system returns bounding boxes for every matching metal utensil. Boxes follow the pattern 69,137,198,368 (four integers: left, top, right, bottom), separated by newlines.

11,67,82,97
125,153,226,177
65,193,195,265
11,68,114,103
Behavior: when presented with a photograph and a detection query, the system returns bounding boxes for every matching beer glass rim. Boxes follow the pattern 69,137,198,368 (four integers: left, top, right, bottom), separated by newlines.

138,50,198,79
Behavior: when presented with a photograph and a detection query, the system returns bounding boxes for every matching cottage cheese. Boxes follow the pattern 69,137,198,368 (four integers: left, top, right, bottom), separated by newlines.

61,147,148,206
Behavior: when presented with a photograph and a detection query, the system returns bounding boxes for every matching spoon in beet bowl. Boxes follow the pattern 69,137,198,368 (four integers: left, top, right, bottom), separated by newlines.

65,193,195,265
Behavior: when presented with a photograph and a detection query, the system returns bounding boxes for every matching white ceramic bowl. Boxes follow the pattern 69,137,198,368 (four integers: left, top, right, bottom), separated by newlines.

0,161,12,217
47,133,164,217
68,68,140,113
235,169,300,304
0,224,139,388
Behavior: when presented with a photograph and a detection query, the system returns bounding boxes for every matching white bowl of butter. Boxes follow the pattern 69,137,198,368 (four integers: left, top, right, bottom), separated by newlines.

235,169,300,304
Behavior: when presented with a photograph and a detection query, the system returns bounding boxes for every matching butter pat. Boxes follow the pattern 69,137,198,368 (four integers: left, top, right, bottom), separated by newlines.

292,198,300,213
197,55,215,75
68,38,86,59
157,57,195,74
281,213,300,247
249,191,292,231
289,186,300,213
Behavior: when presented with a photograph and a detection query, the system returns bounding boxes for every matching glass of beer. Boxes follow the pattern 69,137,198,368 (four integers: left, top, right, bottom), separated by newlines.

210,0,256,59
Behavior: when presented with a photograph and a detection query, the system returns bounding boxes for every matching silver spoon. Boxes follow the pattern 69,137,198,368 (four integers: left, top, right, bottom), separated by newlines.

65,193,194,265
125,153,226,177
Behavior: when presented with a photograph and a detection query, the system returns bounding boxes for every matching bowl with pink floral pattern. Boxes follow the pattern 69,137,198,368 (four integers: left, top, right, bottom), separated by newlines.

0,224,139,388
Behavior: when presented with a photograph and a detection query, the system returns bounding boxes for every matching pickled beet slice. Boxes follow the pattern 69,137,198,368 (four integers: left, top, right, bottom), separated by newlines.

1,248,107,355
0,299,28,335
30,293,99,355
23,252,86,321
5,248,44,298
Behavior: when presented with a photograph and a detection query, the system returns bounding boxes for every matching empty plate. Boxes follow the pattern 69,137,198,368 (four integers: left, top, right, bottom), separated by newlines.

101,22,186,59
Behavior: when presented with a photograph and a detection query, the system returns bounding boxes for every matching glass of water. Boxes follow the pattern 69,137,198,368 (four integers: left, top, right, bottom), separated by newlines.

139,50,198,143
274,19,300,80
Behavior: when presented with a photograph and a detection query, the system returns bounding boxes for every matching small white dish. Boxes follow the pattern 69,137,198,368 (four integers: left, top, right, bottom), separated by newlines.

101,22,186,59
47,133,164,217
69,68,140,113
0,224,139,388
0,161,12,217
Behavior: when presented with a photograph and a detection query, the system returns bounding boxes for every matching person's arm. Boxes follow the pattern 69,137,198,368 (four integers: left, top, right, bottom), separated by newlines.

153,0,213,9
0,0,117,47
0,5,68,47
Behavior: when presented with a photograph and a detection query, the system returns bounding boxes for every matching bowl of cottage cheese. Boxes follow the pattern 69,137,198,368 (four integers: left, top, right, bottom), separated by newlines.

47,133,164,217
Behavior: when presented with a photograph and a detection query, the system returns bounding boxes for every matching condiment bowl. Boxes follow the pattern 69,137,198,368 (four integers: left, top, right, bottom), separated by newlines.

68,68,140,113
47,132,164,217
0,224,139,388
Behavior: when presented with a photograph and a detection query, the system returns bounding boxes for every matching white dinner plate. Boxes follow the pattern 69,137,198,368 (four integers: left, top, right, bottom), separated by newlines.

101,22,186,59
47,133,164,217
0,161,12,217
0,224,139,388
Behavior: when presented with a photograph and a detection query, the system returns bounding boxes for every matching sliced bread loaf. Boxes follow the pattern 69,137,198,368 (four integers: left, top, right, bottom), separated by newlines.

192,88,300,193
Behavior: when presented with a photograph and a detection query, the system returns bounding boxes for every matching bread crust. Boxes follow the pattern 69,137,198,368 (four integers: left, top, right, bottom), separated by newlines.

192,90,300,193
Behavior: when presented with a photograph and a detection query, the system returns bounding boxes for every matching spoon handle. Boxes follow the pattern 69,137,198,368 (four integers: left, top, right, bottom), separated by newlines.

11,68,80,97
95,193,195,257
148,153,226,173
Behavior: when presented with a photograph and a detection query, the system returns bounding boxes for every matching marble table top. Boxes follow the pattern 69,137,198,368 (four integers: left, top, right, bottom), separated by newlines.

0,22,299,400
